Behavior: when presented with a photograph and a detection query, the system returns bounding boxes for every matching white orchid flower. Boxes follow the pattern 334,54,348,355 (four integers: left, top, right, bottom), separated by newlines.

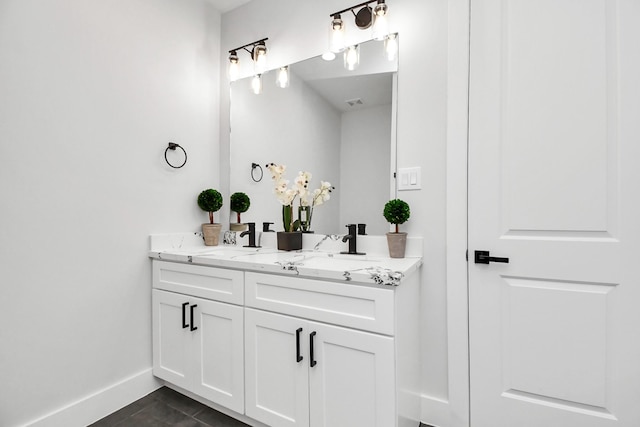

275,178,289,194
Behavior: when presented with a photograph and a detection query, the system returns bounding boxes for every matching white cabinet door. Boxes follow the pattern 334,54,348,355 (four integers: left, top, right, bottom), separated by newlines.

245,308,396,427
468,0,640,426
152,289,191,390
245,308,310,427
153,290,244,414
308,322,395,427
191,298,244,414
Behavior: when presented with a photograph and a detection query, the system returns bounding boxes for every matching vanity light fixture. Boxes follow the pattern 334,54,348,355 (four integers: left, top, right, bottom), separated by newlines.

371,0,390,40
384,32,398,61
344,45,360,70
251,74,263,95
329,0,391,49
276,66,290,88
228,51,240,81
227,37,269,81
329,14,346,52
252,41,268,74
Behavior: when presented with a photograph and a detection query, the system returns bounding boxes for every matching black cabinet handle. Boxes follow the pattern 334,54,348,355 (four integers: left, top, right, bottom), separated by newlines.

309,331,317,367
296,328,303,363
182,302,189,328
190,304,198,331
474,250,509,264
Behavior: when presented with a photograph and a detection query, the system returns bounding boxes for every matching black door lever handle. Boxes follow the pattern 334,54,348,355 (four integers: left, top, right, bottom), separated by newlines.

474,250,509,264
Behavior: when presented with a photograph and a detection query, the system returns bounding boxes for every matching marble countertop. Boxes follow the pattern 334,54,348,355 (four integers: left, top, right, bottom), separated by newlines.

149,233,423,286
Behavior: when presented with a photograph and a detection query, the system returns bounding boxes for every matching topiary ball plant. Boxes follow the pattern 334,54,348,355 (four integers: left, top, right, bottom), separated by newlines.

230,192,251,223
383,199,411,233
198,189,223,224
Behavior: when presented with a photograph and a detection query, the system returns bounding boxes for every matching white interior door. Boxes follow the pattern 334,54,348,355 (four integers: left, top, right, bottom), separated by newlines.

468,1,640,426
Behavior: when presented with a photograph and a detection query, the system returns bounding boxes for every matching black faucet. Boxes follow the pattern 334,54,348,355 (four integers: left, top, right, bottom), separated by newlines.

240,222,260,248
340,224,365,255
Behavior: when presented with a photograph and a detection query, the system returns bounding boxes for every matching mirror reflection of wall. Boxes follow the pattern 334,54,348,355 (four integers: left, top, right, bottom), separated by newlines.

340,95,393,235
229,38,398,236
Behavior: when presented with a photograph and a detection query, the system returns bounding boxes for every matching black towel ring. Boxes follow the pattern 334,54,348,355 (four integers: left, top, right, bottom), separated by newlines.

165,142,187,169
251,163,263,182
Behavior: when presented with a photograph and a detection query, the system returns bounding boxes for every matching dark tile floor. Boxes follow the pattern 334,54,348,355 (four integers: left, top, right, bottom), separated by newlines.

89,386,249,427
91,385,430,426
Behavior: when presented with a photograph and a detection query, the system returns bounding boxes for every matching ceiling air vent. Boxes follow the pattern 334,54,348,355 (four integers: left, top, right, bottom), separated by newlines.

345,98,364,107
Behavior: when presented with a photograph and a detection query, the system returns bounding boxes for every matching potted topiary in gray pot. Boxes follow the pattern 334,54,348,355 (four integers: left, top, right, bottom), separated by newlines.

383,198,410,258
197,189,223,246
229,192,251,232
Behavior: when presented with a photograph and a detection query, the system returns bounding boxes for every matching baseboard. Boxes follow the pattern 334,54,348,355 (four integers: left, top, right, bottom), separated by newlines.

24,368,161,427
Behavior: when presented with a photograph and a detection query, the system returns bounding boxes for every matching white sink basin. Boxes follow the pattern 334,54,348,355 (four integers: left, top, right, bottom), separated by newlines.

161,246,264,258
229,251,302,264
226,251,386,271
196,247,263,258
296,254,383,271
165,247,226,255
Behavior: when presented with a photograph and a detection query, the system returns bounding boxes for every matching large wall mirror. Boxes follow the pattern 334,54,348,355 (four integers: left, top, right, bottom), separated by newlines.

230,38,398,236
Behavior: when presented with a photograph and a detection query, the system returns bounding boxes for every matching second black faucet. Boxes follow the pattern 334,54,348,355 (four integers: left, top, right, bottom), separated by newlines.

341,224,366,255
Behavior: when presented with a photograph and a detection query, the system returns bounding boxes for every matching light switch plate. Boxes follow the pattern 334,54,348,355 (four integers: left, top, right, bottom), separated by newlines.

397,167,421,191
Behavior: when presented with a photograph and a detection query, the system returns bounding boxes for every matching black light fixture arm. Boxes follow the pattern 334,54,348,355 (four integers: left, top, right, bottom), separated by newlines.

330,0,382,17
228,37,269,55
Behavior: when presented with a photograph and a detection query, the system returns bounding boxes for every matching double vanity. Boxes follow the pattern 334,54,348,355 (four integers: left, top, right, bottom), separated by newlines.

149,232,422,427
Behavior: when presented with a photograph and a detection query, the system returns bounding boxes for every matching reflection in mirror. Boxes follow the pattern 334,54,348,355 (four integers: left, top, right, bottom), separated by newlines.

230,38,398,236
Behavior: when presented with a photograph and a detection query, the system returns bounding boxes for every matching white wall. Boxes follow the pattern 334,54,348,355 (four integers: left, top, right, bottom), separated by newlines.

229,72,341,234
340,104,392,235
0,1,222,425
220,1,463,425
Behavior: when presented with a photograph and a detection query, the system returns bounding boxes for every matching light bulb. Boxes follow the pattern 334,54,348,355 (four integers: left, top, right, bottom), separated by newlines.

251,74,262,95
344,45,360,71
276,66,290,88
384,33,398,61
372,1,389,41
228,51,239,81
253,43,267,74
329,14,345,53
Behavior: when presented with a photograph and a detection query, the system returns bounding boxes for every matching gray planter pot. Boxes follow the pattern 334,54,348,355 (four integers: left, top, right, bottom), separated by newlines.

202,223,222,246
229,223,248,232
386,232,407,258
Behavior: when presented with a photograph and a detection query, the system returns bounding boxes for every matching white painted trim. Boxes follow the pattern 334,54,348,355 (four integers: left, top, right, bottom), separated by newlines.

430,0,471,426
420,394,452,427
22,369,161,427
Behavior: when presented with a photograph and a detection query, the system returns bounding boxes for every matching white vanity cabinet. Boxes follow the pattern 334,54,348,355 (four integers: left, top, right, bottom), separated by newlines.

152,261,245,414
151,259,420,427
244,272,416,427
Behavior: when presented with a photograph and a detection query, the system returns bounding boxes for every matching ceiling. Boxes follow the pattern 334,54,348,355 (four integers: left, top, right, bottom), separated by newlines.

291,41,397,113
206,0,251,13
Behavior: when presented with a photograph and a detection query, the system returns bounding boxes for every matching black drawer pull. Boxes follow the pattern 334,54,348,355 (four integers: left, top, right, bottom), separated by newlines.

310,331,317,367
182,302,189,328
296,328,303,363
190,304,198,331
